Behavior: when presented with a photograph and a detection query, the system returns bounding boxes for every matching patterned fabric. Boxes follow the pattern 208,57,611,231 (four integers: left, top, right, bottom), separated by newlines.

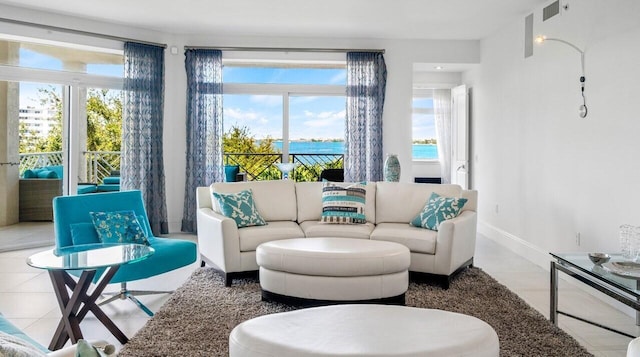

212,189,266,228
182,49,224,232
344,52,387,182
121,42,169,235
410,192,468,231
320,182,367,224
90,210,149,245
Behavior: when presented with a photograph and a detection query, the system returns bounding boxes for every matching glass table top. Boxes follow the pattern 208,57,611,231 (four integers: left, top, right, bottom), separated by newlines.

551,252,640,296
27,243,154,271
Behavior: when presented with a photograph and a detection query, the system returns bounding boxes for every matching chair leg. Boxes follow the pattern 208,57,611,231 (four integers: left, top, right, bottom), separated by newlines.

99,282,172,317
200,260,206,268
225,273,232,287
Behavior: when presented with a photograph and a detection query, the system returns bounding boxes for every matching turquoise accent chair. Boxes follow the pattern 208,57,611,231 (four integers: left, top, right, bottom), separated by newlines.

52,190,197,316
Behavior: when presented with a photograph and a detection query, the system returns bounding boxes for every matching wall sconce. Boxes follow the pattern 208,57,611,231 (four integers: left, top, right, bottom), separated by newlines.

535,35,587,118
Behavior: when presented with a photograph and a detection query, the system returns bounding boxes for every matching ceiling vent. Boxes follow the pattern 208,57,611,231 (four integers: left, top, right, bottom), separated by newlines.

543,1,560,21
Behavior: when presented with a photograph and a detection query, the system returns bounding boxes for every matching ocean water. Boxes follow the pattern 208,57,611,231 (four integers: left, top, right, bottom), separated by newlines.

272,141,438,160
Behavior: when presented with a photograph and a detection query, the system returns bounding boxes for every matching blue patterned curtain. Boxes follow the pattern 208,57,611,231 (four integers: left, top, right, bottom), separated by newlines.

344,52,387,182
121,42,168,235
181,49,224,232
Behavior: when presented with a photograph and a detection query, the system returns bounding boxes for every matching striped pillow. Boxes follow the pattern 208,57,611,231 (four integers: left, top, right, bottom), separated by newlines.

320,182,367,224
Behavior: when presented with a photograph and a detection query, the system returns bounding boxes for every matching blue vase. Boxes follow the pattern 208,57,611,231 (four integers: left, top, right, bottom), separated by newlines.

383,154,400,182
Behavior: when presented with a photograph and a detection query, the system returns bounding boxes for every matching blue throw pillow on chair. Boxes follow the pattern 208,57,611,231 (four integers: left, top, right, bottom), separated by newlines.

90,210,149,245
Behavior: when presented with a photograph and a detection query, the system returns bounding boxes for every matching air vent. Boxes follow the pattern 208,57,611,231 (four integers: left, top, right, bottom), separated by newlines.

543,1,560,21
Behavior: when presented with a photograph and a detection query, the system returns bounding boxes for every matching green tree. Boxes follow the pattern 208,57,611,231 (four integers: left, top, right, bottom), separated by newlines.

19,87,123,154
223,126,281,181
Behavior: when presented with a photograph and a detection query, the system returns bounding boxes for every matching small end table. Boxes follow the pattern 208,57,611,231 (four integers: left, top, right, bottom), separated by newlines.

27,243,154,350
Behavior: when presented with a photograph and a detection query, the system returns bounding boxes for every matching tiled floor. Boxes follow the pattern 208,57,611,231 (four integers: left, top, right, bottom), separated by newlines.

0,223,636,356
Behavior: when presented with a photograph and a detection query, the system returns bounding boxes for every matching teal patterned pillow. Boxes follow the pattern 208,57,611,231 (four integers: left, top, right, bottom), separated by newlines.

90,210,149,245
212,189,267,228
320,182,367,224
410,192,468,231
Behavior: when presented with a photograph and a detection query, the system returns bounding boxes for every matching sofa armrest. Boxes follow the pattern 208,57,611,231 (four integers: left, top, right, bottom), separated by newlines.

432,210,478,275
196,207,241,273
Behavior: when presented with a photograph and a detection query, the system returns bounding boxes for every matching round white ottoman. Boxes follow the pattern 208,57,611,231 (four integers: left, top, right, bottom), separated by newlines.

256,237,410,304
229,304,500,357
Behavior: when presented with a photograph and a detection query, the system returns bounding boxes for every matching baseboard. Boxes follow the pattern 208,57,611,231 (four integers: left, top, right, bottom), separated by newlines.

478,221,550,269
478,220,637,319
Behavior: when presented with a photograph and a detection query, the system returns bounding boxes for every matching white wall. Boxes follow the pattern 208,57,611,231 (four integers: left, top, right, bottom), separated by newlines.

463,0,640,266
0,4,481,231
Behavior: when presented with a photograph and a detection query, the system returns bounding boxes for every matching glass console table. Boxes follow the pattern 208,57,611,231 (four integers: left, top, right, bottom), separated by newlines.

27,243,153,350
550,252,640,338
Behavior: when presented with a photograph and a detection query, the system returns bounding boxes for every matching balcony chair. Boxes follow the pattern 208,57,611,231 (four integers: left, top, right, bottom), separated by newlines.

52,190,197,316
319,168,344,182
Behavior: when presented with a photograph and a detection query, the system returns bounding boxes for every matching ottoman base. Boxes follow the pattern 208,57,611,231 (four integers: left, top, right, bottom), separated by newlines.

261,289,405,307
259,267,408,304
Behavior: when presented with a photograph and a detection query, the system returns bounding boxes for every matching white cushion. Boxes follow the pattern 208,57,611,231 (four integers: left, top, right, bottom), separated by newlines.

256,237,410,276
299,221,374,239
370,222,438,254
238,221,304,252
211,180,297,222
375,182,462,224
229,305,499,357
295,182,376,223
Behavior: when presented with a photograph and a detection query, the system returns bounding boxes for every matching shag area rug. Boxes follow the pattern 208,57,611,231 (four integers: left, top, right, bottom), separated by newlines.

118,267,592,357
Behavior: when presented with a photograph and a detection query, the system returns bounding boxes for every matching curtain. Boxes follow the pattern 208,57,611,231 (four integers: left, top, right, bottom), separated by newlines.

344,52,387,182
434,89,452,184
181,49,224,232
121,42,168,235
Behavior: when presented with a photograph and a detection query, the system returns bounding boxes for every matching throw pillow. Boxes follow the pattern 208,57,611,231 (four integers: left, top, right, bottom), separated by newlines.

70,223,101,245
410,192,468,231
0,331,46,357
89,210,149,245
320,182,367,224
212,189,267,228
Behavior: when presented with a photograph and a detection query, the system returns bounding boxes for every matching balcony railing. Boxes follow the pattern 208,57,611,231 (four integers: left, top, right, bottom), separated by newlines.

19,151,343,183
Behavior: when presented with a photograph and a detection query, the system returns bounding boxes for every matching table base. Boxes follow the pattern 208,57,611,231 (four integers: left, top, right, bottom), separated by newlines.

48,266,128,350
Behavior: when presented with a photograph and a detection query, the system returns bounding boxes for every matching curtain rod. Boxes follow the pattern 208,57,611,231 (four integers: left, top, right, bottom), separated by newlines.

184,46,385,54
0,17,167,48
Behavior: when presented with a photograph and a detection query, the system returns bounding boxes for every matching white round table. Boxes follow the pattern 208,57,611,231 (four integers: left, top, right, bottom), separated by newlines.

229,304,500,357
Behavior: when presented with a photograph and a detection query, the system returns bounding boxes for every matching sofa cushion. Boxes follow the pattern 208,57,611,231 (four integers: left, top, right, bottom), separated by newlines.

212,189,266,228
296,182,376,224
90,210,149,245
370,222,437,254
103,177,120,185
44,165,64,179
320,181,366,224
375,182,462,224
21,169,41,178
211,180,297,222
239,221,304,252
36,170,57,179
410,192,467,231
300,221,374,239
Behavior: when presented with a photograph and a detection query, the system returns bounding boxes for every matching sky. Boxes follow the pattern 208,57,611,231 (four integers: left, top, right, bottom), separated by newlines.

15,47,436,141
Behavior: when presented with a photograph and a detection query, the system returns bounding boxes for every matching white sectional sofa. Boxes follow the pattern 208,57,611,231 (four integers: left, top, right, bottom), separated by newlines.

196,180,477,288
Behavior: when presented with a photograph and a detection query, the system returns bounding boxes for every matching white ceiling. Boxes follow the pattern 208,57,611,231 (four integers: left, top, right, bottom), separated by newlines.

0,0,546,40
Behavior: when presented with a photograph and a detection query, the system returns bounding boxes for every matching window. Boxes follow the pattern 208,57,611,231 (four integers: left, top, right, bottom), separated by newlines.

0,35,124,195
412,89,439,160
222,61,346,181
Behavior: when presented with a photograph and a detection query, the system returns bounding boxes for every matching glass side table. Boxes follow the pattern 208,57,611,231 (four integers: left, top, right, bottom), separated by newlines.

27,243,154,350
